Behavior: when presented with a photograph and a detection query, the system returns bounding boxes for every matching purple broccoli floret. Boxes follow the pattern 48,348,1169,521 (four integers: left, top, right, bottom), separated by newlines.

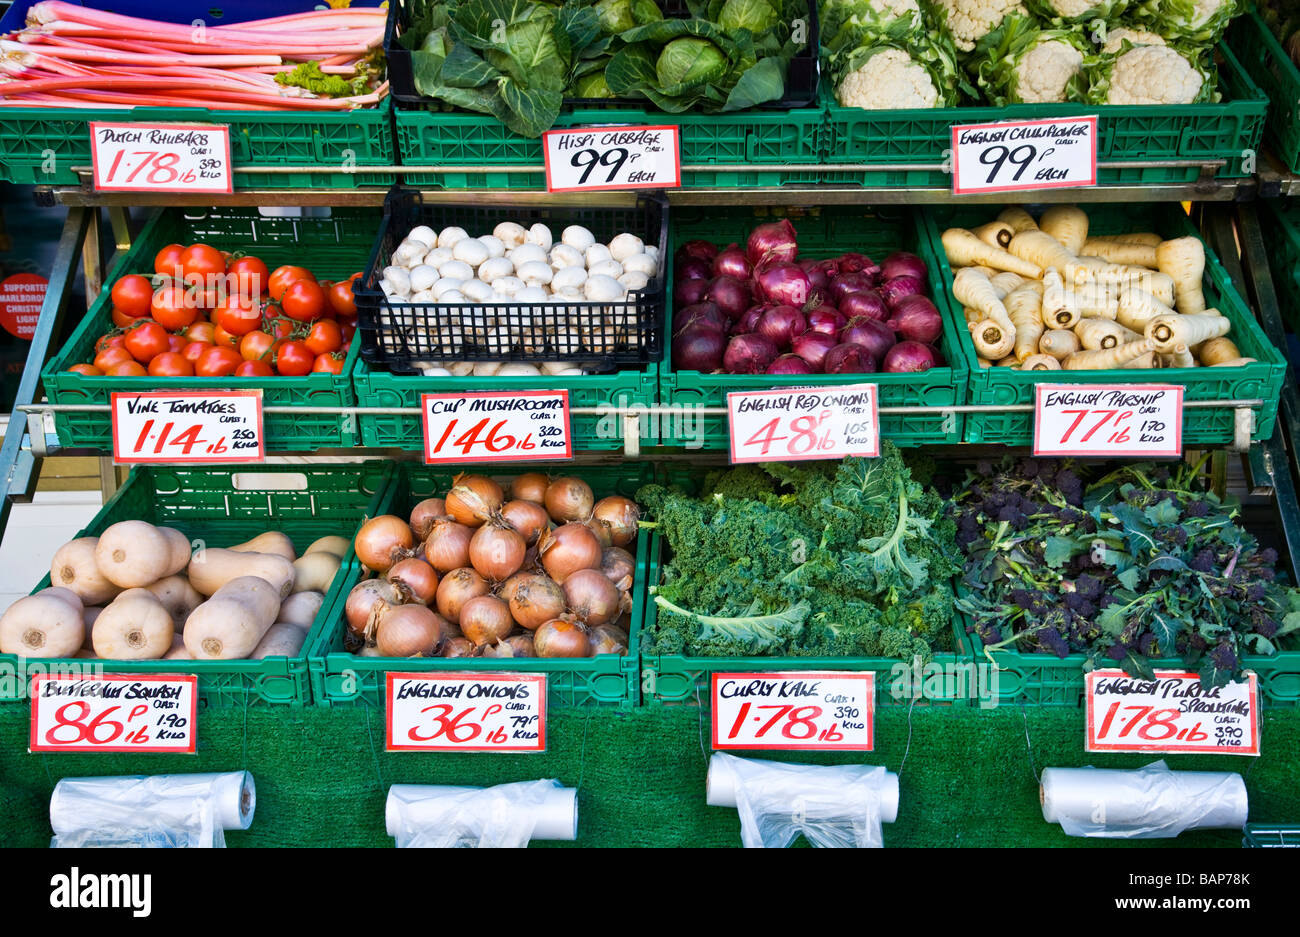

1105,644,1127,661
1209,642,1238,672
1038,628,1070,658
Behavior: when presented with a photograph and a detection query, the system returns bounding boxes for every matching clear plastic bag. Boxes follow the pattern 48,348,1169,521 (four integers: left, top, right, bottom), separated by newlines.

387,780,577,848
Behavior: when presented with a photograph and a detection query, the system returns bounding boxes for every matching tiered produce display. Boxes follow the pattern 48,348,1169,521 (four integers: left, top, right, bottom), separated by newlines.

1,0,1299,852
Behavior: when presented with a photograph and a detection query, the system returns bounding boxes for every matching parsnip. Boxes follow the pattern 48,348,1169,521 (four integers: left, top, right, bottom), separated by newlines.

1007,284,1044,362
989,271,1024,299
1074,318,1142,351
964,306,983,326
997,207,1039,234
1039,205,1089,255
1073,280,1118,319
942,228,1043,278
1062,338,1156,370
1041,269,1080,329
953,268,1014,332
1163,344,1196,368
1009,231,1080,282
1116,287,1176,332
972,220,1015,249
1020,354,1061,371
971,319,1015,360
1145,311,1231,354
995,355,1019,367
1039,329,1081,360
977,358,993,368
1197,336,1241,367
1156,236,1206,315
1121,352,1162,369
1080,238,1158,268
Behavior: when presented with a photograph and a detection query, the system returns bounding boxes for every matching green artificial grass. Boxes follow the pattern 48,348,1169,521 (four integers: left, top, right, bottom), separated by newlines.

2,703,1297,847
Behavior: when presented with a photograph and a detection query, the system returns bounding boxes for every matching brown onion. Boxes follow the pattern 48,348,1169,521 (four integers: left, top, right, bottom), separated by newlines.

386,557,439,606
500,499,549,545
600,547,636,593
592,496,640,548
508,574,567,631
468,519,527,582
538,523,602,584
496,572,532,607
376,605,449,657
583,520,613,549
482,634,535,658
562,568,625,626
435,567,490,624
510,472,550,504
441,636,477,658
459,595,515,647
345,578,406,636
445,473,504,528
424,517,473,573
589,624,630,656
354,515,415,573
544,476,594,523
408,498,446,539
534,618,591,658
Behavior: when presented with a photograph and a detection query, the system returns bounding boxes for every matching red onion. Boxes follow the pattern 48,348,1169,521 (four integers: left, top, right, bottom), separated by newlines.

676,257,713,281
886,295,943,344
883,341,941,372
799,258,830,292
791,330,837,370
828,271,877,305
672,325,726,372
746,219,798,269
840,316,896,364
712,246,751,280
732,304,769,335
705,275,752,320
675,239,719,265
673,277,711,307
880,275,925,308
824,343,877,374
673,301,726,336
767,354,814,375
724,333,779,374
837,252,879,279
880,251,927,282
753,263,811,307
756,305,807,349
806,306,846,336
839,290,888,322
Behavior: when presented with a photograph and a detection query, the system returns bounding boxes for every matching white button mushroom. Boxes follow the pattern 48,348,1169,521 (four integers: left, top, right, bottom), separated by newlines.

584,274,624,302
588,259,624,280
551,265,588,293
622,252,658,278
496,363,544,377
492,276,525,298
508,243,548,268
619,271,650,291
423,246,453,269
421,366,453,376
494,222,527,249
452,237,490,268
460,278,495,303
407,225,437,248
472,362,504,376
527,223,553,250
516,261,555,289
409,264,440,293
549,243,585,270
382,265,411,296
552,288,586,303
431,278,465,300
477,256,515,285
584,243,612,268
561,225,596,252
514,286,550,304
380,280,401,300
479,235,506,259
448,361,475,376
644,245,660,265
437,259,475,282
437,226,469,249
439,290,467,303
410,289,438,303
394,239,426,268
608,233,644,262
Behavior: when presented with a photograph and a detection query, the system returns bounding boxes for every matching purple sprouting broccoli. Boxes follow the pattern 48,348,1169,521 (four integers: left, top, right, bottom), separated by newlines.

1105,644,1127,661
1209,642,1238,672
1038,627,1070,658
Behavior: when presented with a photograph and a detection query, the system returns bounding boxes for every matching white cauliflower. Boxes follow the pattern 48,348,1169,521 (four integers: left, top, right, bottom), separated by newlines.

1100,27,1165,53
836,48,940,107
935,0,1028,51
1015,38,1085,102
1039,0,1097,18
1103,44,1203,103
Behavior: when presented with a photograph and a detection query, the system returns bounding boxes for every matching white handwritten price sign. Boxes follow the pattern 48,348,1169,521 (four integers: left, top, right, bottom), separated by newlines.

711,672,875,751
951,116,1097,195
385,672,547,753
30,674,198,754
422,390,571,464
1086,670,1259,756
111,390,264,464
89,122,233,194
542,124,681,192
727,384,879,464
1033,383,1183,458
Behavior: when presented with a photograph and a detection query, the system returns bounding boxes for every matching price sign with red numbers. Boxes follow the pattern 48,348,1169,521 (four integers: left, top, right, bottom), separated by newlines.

951,116,1096,195
386,673,547,752
1033,384,1183,457
1086,670,1259,756
421,391,571,464
111,390,264,463
542,125,681,192
711,672,875,751
727,384,879,464
30,674,197,754
90,122,233,194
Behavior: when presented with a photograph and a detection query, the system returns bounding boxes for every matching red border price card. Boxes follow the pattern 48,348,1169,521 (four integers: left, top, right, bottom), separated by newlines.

712,672,875,751
422,390,571,464
1086,670,1259,756
542,124,681,192
386,672,547,753
727,384,879,464
90,122,234,194
951,116,1097,195
112,390,264,464
30,674,198,754
1033,383,1183,458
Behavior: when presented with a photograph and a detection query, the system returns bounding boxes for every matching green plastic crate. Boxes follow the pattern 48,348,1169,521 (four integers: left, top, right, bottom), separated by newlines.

821,43,1266,187
924,203,1287,447
308,461,656,709
640,534,979,708
1259,200,1300,333
2,462,394,708
394,104,827,190
353,359,660,452
41,206,382,451
0,102,395,190
956,604,1300,709
660,205,968,449
1227,13,1300,175
1243,825,1300,846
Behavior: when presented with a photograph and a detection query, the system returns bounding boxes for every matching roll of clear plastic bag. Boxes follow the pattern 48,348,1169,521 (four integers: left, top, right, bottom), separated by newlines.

386,780,578,848
707,753,898,849
1040,761,1248,839
49,772,255,849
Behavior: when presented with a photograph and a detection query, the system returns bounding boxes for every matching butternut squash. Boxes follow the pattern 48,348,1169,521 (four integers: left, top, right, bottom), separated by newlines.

145,575,204,631
93,589,174,660
0,590,83,658
291,552,341,595
184,575,282,660
50,537,121,605
94,521,186,588
230,531,296,562
277,591,325,628
305,536,350,560
188,548,295,600
250,623,309,659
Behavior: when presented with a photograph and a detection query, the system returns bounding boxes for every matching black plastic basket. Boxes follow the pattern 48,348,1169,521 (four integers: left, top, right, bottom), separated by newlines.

384,0,819,111
355,186,668,374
